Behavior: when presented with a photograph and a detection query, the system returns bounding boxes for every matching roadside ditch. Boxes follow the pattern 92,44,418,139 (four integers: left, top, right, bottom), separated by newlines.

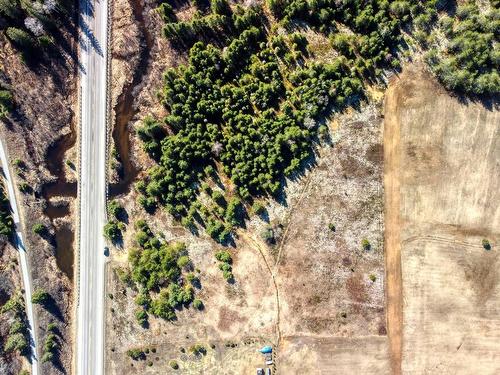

110,0,153,197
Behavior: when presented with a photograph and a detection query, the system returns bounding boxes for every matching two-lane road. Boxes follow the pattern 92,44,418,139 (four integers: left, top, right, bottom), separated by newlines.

76,0,108,374
0,140,39,375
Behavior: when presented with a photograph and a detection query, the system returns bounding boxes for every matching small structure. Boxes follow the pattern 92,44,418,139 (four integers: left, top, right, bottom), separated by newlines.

265,368,272,375
256,368,264,375
259,346,273,354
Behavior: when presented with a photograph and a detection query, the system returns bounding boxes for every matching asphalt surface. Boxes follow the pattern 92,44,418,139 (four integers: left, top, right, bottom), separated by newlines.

76,0,108,374
0,140,39,375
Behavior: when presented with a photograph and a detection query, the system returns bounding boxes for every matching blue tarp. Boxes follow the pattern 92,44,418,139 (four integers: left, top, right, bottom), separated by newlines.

259,346,273,354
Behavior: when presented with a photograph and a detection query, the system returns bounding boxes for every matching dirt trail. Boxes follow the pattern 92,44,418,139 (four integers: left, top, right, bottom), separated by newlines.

238,230,282,345
383,75,403,375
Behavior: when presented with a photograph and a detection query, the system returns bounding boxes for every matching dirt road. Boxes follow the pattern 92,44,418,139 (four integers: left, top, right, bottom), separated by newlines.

0,139,39,375
383,76,403,375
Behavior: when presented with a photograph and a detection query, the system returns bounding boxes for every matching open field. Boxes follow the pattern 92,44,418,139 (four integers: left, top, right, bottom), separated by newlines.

105,2,390,371
105,2,499,374
105,95,389,373
384,64,500,375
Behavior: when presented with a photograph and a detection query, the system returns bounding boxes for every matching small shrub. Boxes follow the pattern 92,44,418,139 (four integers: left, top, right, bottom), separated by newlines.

219,263,232,272
103,221,122,242
318,125,328,138
65,159,75,169
211,190,225,206
328,223,336,232
32,223,46,235
369,274,377,282
169,360,179,369
47,322,57,332
134,292,151,309
108,200,126,220
43,333,58,352
261,226,275,244
252,202,265,215
9,320,26,335
482,239,491,250
116,267,132,285
361,239,371,250
19,182,29,194
12,159,25,169
127,348,146,360
135,309,148,326
177,255,190,268
186,272,199,286
189,343,206,356
222,270,234,282
31,288,50,305
193,299,204,310
41,351,54,363
135,231,150,247
4,333,28,353
215,250,232,263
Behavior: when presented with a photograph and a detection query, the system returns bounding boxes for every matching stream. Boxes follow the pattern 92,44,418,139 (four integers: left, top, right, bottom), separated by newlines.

109,0,153,197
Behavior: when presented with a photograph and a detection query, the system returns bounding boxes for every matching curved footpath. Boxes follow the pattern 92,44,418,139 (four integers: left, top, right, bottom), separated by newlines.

0,139,39,375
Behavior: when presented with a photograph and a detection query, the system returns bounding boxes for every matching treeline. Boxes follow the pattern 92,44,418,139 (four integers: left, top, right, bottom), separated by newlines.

138,0,389,241
268,0,408,75
424,1,499,95
137,0,498,243
0,0,74,57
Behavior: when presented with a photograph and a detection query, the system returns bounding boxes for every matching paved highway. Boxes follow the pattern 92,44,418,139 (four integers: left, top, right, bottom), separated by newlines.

76,0,108,374
0,140,39,375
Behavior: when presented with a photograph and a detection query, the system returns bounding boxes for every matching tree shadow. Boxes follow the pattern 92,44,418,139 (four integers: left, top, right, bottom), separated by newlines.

80,0,95,18
256,208,270,223
78,14,104,57
41,295,65,322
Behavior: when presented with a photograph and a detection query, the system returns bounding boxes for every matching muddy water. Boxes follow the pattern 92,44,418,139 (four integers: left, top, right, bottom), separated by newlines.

43,129,77,280
43,131,77,204
110,0,153,196
44,201,71,220
54,224,74,280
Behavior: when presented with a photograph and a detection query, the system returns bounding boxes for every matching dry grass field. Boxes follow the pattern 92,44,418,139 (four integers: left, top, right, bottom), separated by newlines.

105,1,390,373
105,101,389,374
384,64,500,375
